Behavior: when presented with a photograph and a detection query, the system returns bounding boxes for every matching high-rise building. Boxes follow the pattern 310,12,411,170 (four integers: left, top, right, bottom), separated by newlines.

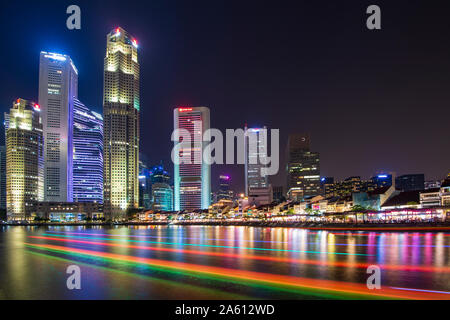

286,133,321,199
173,107,211,211
395,174,425,192
5,99,44,221
39,52,78,202
150,164,173,211
0,145,6,210
103,27,140,220
244,126,269,195
73,100,103,203
138,158,152,209
244,126,273,205
217,175,233,201
371,173,393,188
152,183,173,212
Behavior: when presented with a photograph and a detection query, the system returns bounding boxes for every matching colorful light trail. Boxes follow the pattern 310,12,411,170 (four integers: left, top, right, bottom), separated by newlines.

28,235,450,273
41,233,371,256
24,242,450,300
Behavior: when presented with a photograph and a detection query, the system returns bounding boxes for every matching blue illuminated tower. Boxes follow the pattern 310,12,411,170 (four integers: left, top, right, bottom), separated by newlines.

73,100,103,203
150,164,173,211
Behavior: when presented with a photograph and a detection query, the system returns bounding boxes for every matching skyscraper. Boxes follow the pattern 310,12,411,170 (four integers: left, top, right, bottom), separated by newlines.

150,164,173,211
5,99,44,221
103,27,140,220
139,157,152,209
73,100,103,203
244,126,273,205
39,52,78,202
244,126,269,195
286,133,321,200
173,107,211,211
217,175,233,201
0,145,6,210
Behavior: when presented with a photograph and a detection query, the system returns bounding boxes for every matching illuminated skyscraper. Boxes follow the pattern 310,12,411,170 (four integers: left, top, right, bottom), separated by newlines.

286,133,321,200
217,175,233,201
244,126,269,195
173,107,211,211
5,99,44,221
39,52,78,202
103,27,140,220
150,164,173,211
0,145,6,210
73,100,103,203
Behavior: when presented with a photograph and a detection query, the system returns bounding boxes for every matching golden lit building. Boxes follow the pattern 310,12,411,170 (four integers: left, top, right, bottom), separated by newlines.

103,27,140,220
5,99,44,221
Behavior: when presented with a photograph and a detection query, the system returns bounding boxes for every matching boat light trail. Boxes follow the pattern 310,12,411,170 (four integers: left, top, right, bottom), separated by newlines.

28,236,450,274
41,233,371,256
24,243,450,300
43,231,450,248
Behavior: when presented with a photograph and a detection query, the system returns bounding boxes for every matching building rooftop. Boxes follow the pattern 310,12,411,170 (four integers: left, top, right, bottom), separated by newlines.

382,191,420,208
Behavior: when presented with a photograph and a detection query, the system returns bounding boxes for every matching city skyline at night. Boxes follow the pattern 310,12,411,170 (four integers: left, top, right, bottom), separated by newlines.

1,1,450,308
1,1,449,196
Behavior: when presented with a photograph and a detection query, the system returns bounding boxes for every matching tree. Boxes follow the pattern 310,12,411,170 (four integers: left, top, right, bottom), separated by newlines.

351,205,368,224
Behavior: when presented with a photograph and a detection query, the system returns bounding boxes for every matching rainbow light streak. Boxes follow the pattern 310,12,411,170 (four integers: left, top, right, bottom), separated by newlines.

24,243,450,300
29,236,450,274
44,231,450,248
40,233,371,256
390,287,450,295
46,231,291,243
26,250,248,299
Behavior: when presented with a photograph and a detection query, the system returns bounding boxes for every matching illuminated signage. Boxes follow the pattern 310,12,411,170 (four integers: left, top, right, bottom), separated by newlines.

179,108,193,113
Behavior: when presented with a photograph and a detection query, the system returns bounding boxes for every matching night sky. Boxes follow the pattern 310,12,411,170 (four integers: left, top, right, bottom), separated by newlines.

1,0,449,194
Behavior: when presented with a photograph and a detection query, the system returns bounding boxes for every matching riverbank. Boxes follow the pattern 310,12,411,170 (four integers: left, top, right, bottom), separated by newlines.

2,220,450,231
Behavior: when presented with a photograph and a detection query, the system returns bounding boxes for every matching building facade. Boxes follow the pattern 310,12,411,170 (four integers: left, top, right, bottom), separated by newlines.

173,107,211,211
152,183,173,212
73,100,103,203
217,175,233,201
286,133,321,199
103,27,140,220
395,174,425,192
244,126,269,195
0,145,6,210
138,158,152,209
39,52,78,203
5,99,44,221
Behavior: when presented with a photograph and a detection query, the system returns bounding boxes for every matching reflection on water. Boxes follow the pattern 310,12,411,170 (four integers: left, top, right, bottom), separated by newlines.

0,225,449,300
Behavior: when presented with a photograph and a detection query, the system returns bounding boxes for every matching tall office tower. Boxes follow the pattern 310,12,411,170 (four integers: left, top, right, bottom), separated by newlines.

152,183,174,212
39,52,78,202
150,164,172,211
5,99,44,221
286,133,321,200
217,175,233,201
173,107,211,211
0,146,6,210
73,100,103,203
244,126,269,195
103,27,140,220
138,158,152,209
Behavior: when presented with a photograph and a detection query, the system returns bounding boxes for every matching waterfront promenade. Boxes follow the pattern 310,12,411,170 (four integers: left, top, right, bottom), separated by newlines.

3,220,450,231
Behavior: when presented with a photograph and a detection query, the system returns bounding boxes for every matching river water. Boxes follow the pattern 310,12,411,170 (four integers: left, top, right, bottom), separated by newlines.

0,225,449,300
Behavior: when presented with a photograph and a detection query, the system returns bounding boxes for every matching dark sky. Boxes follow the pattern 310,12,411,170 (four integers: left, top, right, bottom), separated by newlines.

1,0,449,194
